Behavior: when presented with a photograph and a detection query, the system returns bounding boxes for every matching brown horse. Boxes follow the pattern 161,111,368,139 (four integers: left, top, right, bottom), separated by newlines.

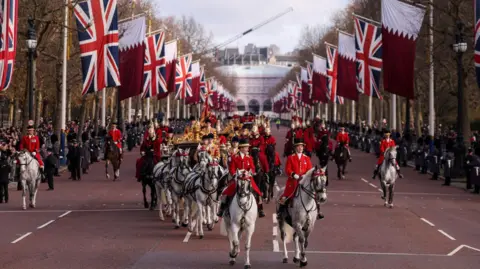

104,136,122,181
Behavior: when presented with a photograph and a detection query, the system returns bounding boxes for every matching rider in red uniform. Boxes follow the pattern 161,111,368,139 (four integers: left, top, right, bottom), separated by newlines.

304,121,315,157
277,138,323,219
107,122,123,160
135,128,162,181
249,126,265,153
335,126,352,161
263,127,276,147
372,130,403,179
217,138,265,218
19,125,44,170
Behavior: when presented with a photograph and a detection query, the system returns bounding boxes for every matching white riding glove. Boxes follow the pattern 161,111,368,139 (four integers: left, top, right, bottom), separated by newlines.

293,174,300,180
141,151,145,156
31,152,37,157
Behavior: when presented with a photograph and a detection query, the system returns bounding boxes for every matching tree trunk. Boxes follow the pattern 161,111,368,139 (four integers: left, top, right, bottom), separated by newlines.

94,93,100,136
35,89,42,127
415,99,422,136
66,88,71,123
8,99,14,127
78,96,88,139
396,96,402,131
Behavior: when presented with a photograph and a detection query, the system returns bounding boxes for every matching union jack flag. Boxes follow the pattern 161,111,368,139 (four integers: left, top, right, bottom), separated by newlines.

199,66,206,102
288,81,300,110
475,0,480,88
142,32,166,98
0,0,18,92
325,43,338,102
74,0,120,95
175,53,192,100
354,16,382,99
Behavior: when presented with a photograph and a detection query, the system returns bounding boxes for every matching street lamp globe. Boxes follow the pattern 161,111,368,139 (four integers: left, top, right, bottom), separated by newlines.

26,39,37,50
459,42,467,53
453,43,459,53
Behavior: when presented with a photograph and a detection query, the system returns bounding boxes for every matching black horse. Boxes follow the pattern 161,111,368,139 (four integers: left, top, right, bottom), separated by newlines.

139,150,158,210
316,137,331,186
264,144,280,203
251,148,269,202
333,141,349,179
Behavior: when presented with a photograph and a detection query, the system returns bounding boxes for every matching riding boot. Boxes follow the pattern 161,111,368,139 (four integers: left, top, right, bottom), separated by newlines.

276,198,288,219
372,165,379,179
217,196,230,217
316,201,324,219
40,167,46,182
347,148,352,162
258,203,265,218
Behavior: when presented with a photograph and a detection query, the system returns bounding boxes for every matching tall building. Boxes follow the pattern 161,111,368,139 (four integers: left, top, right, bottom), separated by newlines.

215,43,295,115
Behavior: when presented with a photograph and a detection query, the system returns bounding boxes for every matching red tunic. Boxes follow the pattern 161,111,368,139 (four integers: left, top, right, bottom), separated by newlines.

221,176,262,197
377,138,396,165
264,135,276,146
258,152,270,173
219,135,227,145
258,126,265,136
108,129,123,149
336,132,350,145
249,135,264,152
228,153,256,176
282,153,313,199
136,138,162,179
19,135,44,166
304,127,315,152
274,152,282,166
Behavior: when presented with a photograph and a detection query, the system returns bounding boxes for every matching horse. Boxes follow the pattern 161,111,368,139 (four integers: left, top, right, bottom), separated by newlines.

104,136,121,180
220,169,258,269
169,148,191,228
315,141,331,186
153,153,176,221
184,159,223,239
16,150,41,210
333,142,348,179
250,147,268,204
276,166,327,267
139,150,158,210
379,146,399,208
264,144,278,203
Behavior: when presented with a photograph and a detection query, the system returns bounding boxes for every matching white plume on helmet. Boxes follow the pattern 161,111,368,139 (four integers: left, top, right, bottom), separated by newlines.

148,127,156,138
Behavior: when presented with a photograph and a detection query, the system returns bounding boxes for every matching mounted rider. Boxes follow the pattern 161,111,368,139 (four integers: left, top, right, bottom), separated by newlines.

372,129,403,179
335,126,352,162
135,127,162,181
217,138,265,218
107,122,123,161
249,125,265,153
19,124,44,175
303,120,315,157
277,138,324,219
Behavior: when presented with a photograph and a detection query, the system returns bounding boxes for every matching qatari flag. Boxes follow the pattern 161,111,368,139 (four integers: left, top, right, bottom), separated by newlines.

157,40,177,100
118,16,146,101
382,0,425,99
300,67,311,105
186,61,200,105
337,31,358,101
312,54,328,103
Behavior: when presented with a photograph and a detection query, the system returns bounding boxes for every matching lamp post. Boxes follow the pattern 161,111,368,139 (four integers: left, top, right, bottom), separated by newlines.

453,20,467,177
26,18,37,121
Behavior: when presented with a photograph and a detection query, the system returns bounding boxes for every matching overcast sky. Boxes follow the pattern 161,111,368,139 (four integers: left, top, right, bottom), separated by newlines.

153,0,350,54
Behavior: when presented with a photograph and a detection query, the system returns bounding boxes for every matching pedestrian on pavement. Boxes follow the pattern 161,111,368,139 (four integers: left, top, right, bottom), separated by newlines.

276,118,281,130
44,147,57,190
67,139,82,181
0,152,11,203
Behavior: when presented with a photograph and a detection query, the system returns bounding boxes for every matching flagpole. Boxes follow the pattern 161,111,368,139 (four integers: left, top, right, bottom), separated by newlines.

145,8,152,120
351,100,356,124
428,0,435,136
333,102,337,122
368,95,372,126
126,1,136,123
102,90,106,126
166,95,170,120
324,103,328,120
391,94,397,130
60,0,69,165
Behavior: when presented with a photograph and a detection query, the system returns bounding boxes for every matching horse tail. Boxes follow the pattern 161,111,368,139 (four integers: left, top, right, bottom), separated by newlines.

220,218,228,237
282,223,295,244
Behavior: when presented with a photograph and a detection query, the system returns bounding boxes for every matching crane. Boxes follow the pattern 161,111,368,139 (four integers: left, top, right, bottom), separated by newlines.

204,7,294,55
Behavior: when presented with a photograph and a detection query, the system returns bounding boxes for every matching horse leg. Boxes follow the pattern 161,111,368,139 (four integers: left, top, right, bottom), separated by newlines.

142,182,149,209
281,225,289,263
149,182,156,210
296,228,308,267
380,180,387,203
342,163,347,179
197,203,205,238
388,183,395,208
155,183,165,221
31,180,39,208
337,165,341,179
207,204,215,230
173,196,181,228
244,224,253,269
228,224,240,265
21,180,27,210
293,233,300,263
105,161,110,179
182,198,189,227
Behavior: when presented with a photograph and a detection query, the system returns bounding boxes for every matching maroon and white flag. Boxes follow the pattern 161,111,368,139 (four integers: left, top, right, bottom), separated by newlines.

382,0,425,99
301,67,311,106
337,31,358,101
118,16,146,101
312,54,328,103
186,61,200,105
157,40,177,100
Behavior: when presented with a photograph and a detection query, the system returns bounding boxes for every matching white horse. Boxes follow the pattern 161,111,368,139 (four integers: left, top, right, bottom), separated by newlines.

168,148,191,228
379,146,398,208
184,159,223,238
276,166,327,267
153,155,175,221
220,170,258,269
17,150,41,210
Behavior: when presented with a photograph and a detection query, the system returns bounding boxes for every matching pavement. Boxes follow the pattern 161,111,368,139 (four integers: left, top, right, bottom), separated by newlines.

0,126,479,269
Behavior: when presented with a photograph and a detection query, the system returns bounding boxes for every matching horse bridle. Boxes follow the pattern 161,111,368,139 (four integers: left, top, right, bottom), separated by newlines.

17,151,35,167
236,179,254,212
297,169,326,214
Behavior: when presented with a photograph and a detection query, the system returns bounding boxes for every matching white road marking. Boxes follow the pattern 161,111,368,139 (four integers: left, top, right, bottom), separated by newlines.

0,208,147,213
361,178,368,183
378,189,382,192
183,232,192,243
447,244,480,256
273,239,280,252
11,232,32,244
58,211,72,218
272,226,277,236
37,220,55,229
438,230,456,240
272,213,277,224
287,250,447,257
368,183,377,188
420,218,435,227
